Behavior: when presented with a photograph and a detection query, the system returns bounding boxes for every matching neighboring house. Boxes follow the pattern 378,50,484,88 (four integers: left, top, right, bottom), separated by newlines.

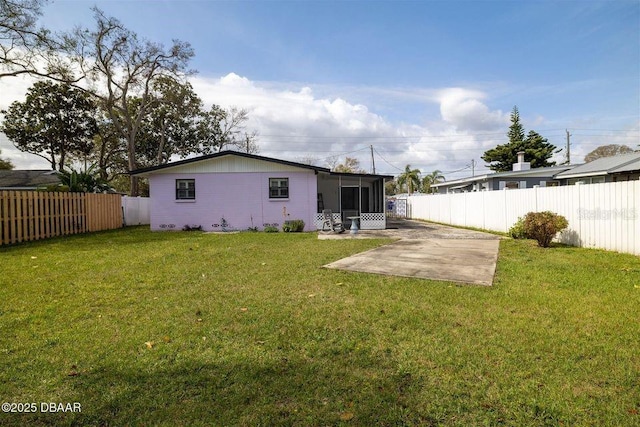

0,170,60,190
433,152,574,194
131,151,393,232
554,152,640,184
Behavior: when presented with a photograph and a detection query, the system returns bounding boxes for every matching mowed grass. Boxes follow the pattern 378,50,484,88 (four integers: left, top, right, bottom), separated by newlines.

0,227,638,426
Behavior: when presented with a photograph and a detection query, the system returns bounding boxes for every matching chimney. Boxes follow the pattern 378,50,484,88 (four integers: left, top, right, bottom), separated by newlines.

513,151,530,171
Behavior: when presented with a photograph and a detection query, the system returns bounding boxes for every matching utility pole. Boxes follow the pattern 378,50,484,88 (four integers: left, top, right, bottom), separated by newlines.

565,129,571,164
370,145,376,174
471,159,476,177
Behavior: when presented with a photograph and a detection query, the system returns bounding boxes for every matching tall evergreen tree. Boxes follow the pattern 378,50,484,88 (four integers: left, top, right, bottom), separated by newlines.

523,130,557,169
482,106,557,172
507,106,525,145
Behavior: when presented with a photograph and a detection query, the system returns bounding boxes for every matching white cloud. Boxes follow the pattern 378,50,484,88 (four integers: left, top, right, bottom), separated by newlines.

0,72,512,176
8,72,622,180
189,74,512,177
437,88,507,132
0,75,34,111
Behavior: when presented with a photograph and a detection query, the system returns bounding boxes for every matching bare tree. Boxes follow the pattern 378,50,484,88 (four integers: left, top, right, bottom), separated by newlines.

64,7,194,195
325,155,339,170
198,105,258,154
239,130,260,154
0,0,73,80
333,157,366,173
297,155,319,166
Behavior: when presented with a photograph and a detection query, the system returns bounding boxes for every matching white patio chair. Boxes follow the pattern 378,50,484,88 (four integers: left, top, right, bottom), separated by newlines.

320,209,345,233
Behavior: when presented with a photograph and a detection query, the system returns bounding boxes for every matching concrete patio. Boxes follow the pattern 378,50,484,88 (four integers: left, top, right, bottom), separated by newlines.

320,219,501,286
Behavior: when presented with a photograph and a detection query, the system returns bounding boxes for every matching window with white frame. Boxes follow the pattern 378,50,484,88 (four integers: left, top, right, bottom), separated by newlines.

176,179,195,200
269,178,289,199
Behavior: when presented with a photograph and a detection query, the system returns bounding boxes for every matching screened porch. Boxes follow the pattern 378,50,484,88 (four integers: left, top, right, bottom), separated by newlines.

315,172,391,230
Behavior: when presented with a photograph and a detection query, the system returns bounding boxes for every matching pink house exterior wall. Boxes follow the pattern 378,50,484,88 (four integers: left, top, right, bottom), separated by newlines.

149,171,318,231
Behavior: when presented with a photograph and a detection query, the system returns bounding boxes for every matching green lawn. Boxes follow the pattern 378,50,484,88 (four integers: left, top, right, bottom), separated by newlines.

0,227,638,426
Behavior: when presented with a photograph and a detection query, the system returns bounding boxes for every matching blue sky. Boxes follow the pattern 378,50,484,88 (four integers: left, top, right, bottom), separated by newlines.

1,0,638,178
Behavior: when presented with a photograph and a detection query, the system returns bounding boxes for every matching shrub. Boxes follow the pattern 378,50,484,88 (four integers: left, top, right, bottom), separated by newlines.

263,225,279,233
508,217,528,239
282,219,305,232
523,211,568,247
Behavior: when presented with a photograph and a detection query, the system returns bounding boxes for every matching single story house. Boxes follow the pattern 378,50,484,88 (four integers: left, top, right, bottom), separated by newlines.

432,152,574,194
131,151,393,232
554,152,640,184
0,170,60,190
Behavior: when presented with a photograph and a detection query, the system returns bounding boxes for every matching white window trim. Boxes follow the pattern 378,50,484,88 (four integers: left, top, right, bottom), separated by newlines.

176,179,196,200
269,177,289,199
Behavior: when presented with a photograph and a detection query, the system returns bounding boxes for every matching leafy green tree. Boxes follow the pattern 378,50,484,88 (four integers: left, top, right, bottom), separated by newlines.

584,144,635,163
135,77,203,167
134,79,259,167
385,179,399,196
0,81,97,170
397,165,421,194
482,106,557,172
88,113,127,182
0,148,13,169
421,170,445,194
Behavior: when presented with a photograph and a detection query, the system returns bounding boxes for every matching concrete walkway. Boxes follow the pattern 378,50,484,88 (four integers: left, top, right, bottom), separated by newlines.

320,219,501,286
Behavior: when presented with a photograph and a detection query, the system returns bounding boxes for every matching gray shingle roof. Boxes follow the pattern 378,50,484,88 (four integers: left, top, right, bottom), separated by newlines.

555,152,640,179
0,170,60,189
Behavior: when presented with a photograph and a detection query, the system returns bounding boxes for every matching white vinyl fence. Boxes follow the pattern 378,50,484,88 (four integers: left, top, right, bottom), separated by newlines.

122,196,150,226
408,181,639,255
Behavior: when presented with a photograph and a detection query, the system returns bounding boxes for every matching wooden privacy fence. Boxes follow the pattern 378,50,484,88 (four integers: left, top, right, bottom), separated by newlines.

0,191,123,245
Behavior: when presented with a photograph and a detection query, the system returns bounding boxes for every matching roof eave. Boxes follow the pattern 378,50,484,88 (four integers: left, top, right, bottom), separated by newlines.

432,175,489,187
327,171,394,180
130,150,331,176
555,171,609,179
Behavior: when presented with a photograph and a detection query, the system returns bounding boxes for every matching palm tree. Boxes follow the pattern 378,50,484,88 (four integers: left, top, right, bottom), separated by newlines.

397,165,421,195
421,170,445,194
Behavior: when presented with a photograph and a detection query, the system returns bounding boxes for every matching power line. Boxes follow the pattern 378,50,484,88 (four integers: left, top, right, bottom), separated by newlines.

372,147,404,172
257,128,637,140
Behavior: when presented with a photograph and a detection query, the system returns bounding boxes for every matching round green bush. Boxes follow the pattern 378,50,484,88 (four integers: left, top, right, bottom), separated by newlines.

523,211,569,247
